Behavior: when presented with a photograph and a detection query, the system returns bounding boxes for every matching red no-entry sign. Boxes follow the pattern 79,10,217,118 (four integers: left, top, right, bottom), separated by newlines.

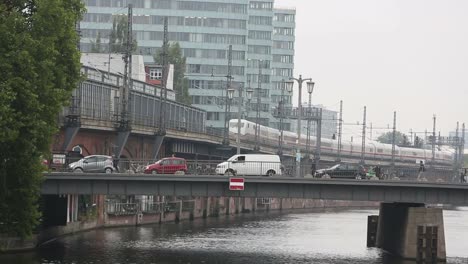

229,177,245,191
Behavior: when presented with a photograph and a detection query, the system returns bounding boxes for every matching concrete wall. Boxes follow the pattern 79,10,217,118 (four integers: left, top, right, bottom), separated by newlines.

376,202,446,261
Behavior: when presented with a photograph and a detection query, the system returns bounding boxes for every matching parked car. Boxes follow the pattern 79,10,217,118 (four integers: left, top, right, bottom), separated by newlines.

69,155,115,173
216,154,282,177
315,164,367,179
144,157,188,174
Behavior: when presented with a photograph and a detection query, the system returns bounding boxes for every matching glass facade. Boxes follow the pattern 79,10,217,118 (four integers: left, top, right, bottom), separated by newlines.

80,0,296,129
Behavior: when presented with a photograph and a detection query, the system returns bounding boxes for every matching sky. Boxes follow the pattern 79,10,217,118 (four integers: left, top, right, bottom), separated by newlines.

274,0,468,141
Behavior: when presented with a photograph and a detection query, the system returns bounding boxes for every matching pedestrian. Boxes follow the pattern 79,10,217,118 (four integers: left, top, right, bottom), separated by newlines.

419,161,425,172
375,165,381,179
417,160,425,180
311,163,316,177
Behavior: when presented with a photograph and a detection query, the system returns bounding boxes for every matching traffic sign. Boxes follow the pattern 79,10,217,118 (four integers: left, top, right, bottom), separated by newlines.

229,177,244,191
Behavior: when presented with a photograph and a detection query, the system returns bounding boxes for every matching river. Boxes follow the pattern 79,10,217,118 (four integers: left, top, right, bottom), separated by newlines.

2,207,468,264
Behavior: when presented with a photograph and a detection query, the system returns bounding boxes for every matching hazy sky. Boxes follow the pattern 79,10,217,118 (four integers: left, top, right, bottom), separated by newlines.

274,0,467,140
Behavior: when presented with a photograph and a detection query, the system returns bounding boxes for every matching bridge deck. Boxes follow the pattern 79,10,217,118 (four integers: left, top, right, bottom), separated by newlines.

42,173,468,205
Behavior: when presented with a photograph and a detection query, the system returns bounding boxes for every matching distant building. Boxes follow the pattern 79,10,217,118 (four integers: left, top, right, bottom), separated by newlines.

81,53,174,90
144,64,174,90
79,0,296,130
81,52,147,82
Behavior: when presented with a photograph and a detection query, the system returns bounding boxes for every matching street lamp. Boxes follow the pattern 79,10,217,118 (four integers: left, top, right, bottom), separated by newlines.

278,80,293,158
222,83,235,147
290,75,313,178
305,81,315,160
246,88,253,117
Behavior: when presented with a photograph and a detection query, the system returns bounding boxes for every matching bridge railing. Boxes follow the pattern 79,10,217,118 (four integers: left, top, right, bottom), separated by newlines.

46,156,458,183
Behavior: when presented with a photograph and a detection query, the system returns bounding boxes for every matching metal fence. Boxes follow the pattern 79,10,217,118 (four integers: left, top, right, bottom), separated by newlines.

105,199,196,215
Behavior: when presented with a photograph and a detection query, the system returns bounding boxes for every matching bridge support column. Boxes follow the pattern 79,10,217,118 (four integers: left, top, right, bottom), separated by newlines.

114,131,130,159
376,202,446,262
62,126,80,152
152,134,165,160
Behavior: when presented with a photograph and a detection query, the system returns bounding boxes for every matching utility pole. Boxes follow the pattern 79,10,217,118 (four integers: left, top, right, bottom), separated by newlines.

431,115,436,167
114,4,133,160
314,108,323,171
236,63,244,155
455,121,459,169
222,45,233,147
461,123,466,169
438,131,441,150
121,3,133,129
152,15,168,160
410,129,413,146
360,106,366,165
336,100,343,162
391,111,396,172
253,60,262,152
158,16,168,134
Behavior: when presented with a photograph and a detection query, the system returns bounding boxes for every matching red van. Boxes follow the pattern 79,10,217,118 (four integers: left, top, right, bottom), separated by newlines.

144,157,188,174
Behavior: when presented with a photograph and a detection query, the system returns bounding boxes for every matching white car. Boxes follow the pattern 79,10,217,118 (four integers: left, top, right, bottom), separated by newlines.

216,154,282,177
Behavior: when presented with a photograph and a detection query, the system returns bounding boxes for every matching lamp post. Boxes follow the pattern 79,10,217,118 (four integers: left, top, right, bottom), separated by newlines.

290,75,314,178
254,61,263,152
305,82,315,160
246,87,253,118
236,84,243,155
278,80,293,158
227,87,235,136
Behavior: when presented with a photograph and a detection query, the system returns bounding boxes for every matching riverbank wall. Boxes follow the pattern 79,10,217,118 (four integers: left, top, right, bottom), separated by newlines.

0,197,377,252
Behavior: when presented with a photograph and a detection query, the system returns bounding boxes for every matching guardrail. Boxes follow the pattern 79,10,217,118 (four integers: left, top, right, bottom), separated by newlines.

46,157,458,182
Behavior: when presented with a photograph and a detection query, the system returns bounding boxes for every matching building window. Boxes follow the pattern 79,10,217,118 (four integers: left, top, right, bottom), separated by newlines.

207,112,220,121
149,68,162,80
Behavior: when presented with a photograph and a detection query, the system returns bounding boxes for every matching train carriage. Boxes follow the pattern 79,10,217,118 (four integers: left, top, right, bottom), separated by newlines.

228,119,455,166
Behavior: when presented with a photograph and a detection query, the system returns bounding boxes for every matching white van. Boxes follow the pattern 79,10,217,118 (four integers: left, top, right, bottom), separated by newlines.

216,154,282,176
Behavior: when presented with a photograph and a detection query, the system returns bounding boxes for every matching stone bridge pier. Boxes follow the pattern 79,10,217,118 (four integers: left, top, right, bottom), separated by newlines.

369,202,446,262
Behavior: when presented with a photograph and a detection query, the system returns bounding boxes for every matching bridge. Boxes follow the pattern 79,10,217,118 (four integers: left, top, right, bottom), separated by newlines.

42,173,468,205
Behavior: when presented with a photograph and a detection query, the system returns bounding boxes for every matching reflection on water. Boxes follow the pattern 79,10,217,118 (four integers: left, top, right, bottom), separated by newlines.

1,207,468,264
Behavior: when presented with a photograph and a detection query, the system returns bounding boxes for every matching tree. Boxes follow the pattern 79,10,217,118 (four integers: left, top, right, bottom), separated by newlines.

154,42,191,105
414,136,424,148
377,131,412,147
90,32,102,53
0,0,85,237
109,15,137,53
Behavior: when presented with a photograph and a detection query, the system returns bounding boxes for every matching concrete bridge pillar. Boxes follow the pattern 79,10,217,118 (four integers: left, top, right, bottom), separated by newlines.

376,202,446,262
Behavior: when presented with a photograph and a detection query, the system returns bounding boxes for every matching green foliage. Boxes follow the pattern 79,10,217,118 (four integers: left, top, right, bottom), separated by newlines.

377,131,412,147
90,32,102,53
154,42,191,105
0,0,85,238
109,15,137,53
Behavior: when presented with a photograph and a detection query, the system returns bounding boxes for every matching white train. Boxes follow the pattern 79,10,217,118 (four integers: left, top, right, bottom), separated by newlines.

229,119,454,166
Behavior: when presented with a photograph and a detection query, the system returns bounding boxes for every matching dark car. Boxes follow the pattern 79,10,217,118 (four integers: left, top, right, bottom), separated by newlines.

315,164,367,179
144,157,188,175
